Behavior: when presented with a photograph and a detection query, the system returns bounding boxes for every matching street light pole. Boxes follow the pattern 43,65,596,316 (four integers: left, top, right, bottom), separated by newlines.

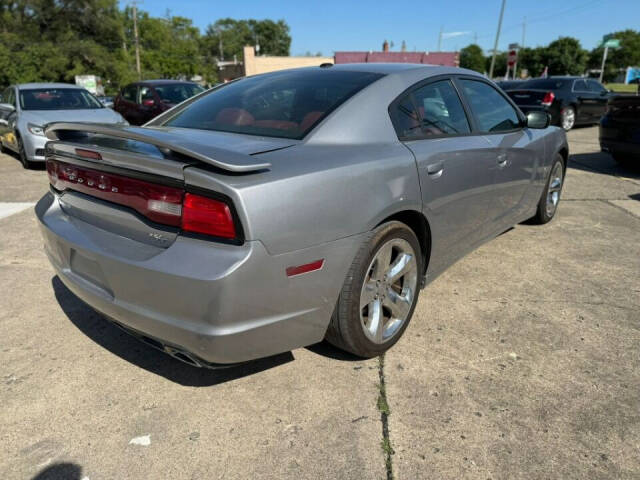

599,45,608,83
488,0,507,79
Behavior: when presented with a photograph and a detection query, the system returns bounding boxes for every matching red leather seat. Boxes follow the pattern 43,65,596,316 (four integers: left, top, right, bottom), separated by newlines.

215,108,255,126
300,111,324,132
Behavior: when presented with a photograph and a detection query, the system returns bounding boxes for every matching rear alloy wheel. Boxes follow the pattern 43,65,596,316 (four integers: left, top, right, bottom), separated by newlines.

325,221,423,357
560,106,575,131
531,154,565,224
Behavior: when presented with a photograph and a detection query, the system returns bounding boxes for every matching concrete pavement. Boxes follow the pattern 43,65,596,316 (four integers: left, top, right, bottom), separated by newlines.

0,126,638,479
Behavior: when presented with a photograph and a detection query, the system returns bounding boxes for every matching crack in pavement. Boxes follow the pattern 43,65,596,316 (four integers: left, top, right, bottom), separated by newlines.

377,354,394,480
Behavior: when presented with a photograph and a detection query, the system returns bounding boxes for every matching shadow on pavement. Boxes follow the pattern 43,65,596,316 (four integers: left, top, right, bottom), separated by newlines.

31,462,82,480
569,151,640,179
305,340,362,362
52,276,294,387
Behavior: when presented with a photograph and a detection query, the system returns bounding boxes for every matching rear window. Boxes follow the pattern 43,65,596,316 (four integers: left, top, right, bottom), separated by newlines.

519,79,570,90
20,88,104,110
163,69,384,139
154,83,204,104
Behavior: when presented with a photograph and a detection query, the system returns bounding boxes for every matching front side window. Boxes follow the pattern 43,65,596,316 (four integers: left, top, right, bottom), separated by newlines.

163,69,384,139
19,88,103,110
459,79,520,133
122,86,137,102
154,84,205,105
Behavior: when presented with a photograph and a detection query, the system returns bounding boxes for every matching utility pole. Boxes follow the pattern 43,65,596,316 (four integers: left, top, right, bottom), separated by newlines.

132,1,141,80
488,0,506,79
513,17,525,80
217,27,224,61
438,26,443,51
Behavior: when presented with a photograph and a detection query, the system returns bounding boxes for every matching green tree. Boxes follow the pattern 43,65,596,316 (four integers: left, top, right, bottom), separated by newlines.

203,18,291,61
588,29,640,82
486,51,507,78
545,37,587,75
460,44,485,73
518,46,548,78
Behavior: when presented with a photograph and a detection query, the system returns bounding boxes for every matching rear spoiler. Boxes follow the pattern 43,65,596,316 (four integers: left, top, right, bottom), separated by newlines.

45,122,271,173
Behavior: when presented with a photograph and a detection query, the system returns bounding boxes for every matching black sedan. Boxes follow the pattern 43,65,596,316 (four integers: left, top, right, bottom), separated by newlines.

506,77,611,131
600,95,640,165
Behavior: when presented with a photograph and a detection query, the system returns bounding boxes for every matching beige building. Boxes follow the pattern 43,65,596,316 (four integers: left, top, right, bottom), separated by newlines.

243,46,333,76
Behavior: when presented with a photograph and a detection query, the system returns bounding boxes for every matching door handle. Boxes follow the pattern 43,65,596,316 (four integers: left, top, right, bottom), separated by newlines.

426,161,444,179
497,154,508,167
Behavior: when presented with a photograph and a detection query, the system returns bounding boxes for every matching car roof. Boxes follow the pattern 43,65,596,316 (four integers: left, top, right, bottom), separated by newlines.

136,79,198,86
16,83,80,90
259,63,484,81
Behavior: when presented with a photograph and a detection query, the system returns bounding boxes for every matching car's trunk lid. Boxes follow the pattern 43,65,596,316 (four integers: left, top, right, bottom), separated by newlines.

507,89,551,107
44,123,292,248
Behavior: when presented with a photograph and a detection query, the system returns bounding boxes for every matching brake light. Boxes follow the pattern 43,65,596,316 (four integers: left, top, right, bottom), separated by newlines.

541,91,555,107
182,193,236,239
47,159,183,226
75,148,102,161
47,159,240,241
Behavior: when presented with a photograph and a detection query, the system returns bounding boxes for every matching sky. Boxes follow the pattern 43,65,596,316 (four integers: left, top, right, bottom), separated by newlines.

122,0,638,55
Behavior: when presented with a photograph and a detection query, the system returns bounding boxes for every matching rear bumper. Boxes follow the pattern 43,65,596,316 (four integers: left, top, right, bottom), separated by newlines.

600,139,640,158
36,191,363,365
600,123,640,159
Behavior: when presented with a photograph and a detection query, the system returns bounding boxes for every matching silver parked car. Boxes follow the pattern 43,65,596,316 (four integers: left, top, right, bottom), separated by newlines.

0,83,127,168
36,64,568,366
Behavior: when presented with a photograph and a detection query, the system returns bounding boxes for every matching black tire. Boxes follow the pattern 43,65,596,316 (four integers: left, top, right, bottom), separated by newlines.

531,154,565,224
560,106,575,131
325,221,423,358
17,135,33,169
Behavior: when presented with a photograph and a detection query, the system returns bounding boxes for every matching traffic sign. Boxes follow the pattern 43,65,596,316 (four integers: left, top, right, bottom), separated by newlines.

603,39,620,48
507,49,517,67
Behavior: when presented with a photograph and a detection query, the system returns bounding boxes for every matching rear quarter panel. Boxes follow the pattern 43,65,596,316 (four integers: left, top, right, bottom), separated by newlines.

184,142,422,255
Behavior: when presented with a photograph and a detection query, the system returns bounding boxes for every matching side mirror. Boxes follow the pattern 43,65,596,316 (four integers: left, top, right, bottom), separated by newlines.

526,111,551,129
142,99,155,107
0,103,15,112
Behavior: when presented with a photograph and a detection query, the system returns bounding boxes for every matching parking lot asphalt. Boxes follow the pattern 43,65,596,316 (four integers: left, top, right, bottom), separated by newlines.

1,126,639,479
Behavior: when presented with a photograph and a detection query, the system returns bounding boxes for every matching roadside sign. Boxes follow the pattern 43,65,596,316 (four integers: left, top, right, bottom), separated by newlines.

508,43,520,50
603,39,620,48
507,49,517,67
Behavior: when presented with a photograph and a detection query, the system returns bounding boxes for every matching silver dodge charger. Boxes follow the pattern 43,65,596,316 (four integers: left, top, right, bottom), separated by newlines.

36,64,568,367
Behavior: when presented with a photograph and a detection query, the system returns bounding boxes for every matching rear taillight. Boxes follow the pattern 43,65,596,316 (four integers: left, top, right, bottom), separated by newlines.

541,91,555,107
47,159,239,241
182,193,236,239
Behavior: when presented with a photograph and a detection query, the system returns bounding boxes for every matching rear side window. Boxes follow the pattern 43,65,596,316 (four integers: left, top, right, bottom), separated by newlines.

573,80,588,92
412,80,470,136
140,86,154,102
587,80,607,93
390,80,470,138
122,85,137,102
163,69,384,139
459,79,520,133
